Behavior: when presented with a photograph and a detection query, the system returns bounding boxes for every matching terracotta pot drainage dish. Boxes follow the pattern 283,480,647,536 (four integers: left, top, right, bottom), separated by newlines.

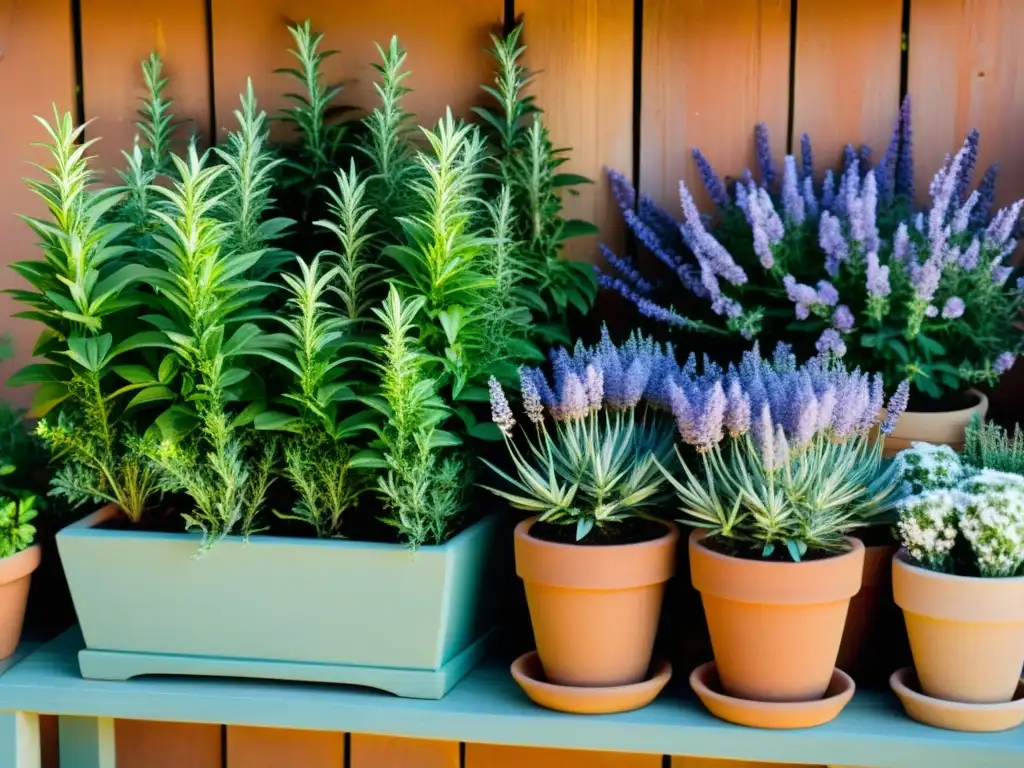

511,651,672,714
689,662,855,729
890,667,1024,732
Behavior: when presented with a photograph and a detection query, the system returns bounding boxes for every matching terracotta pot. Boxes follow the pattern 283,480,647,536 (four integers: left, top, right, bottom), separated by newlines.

836,540,908,684
0,544,42,659
689,530,864,702
892,550,1024,704
882,388,988,457
514,517,678,687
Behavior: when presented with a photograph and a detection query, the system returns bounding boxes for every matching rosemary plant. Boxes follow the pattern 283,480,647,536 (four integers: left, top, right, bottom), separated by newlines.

143,144,278,548
360,36,419,241
276,19,351,214
9,110,162,521
316,160,383,324
483,329,677,541
964,416,1024,474
255,255,379,536
138,52,175,172
474,24,598,342
369,286,467,548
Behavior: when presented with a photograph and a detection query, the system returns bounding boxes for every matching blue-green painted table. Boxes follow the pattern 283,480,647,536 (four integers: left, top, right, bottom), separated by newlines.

0,628,1022,768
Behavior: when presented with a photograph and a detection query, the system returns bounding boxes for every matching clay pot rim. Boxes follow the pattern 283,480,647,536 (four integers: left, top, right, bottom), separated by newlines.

894,548,1024,585
689,661,855,727
690,528,864,569
0,544,41,586
511,650,672,714
514,515,679,552
903,387,987,418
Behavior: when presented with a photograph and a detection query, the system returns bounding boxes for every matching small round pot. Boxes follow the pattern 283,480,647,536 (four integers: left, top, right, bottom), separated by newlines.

689,530,864,702
0,545,42,660
882,388,988,457
514,517,678,688
892,549,1024,704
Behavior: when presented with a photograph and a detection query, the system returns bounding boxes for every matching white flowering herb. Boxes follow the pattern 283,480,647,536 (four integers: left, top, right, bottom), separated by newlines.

897,469,1024,577
895,441,964,495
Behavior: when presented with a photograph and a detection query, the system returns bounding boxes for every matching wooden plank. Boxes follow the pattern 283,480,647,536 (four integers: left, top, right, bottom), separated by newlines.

39,715,57,768
115,719,221,768
0,0,76,408
350,733,458,768
58,716,116,768
226,725,342,768
640,0,791,214
908,0,1024,208
0,712,40,768
517,0,634,261
466,744,660,768
210,0,504,142
792,0,903,172
79,1,211,174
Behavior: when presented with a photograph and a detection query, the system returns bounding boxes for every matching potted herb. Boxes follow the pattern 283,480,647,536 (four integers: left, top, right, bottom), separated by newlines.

0,492,39,660
660,344,907,723
892,470,1024,727
601,96,1022,453
483,329,678,713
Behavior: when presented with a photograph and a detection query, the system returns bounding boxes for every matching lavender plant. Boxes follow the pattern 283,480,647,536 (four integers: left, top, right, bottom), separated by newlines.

659,344,909,560
482,328,677,541
601,96,1023,403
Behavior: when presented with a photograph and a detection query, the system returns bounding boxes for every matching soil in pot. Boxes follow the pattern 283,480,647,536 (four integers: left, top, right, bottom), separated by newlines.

514,516,678,688
893,550,1024,704
0,545,42,659
689,530,864,703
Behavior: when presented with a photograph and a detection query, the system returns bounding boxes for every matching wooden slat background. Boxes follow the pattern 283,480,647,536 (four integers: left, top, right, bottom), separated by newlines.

5,0,1024,760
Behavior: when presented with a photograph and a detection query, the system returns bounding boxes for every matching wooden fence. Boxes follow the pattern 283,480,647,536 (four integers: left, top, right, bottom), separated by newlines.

1,1,1023,761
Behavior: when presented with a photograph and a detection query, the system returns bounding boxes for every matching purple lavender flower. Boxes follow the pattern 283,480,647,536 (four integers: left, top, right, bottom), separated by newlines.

925,304,939,318
880,380,910,435
992,264,1013,286
952,129,980,204
784,275,818,320
892,222,910,263
910,259,942,302
864,375,885,431
561,373,590,421
994,352,1017,375
596,274,690,328
772,424,791,471
724,378,751,437
833,305,855,332
859,145,873,173
622,358,649,408
970,163,999,229
985,200,1024,249
519,367,545,424
585,364,605,410
877,109,902,200
866,251,891,298
842,144,857,175
680,184,748,286
792,382,819,448
800,133,814,180
752,402,775,470
941,297,965,319
816,280,839,306
488,377,516,438
821,170,836,212
816,328,847,358
848,171,880,253
895,95,915,199
607,167,636,212
802,176,819,219
819,211,849,276
550,348,571,393
700,381,727,449
754,122,776,188
952,190,980,234
599,244,655,295
692,148,731,209
782,155,806,224
757,188,785,242
816,385,837,433
1017,276,1024,292
832,372,868,438
752,225,774,269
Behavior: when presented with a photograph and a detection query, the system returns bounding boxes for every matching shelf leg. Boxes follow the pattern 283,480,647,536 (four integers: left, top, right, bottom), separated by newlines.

0,711,41,768
58,716,115,768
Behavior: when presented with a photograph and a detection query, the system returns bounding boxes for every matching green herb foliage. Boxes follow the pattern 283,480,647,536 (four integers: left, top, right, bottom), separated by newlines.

964,416,1024,475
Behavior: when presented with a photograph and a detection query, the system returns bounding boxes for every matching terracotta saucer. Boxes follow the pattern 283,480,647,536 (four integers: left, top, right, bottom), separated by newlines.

510,651,672,714
890,667,1024,732
689,662,855,729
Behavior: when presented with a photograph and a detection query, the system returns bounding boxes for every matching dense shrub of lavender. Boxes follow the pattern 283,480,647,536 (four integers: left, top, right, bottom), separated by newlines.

599,96,1023,404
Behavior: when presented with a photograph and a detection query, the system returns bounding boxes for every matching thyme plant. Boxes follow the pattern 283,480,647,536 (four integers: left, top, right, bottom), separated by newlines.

0,495,37,559
9,110,162,521
963,416,1024,474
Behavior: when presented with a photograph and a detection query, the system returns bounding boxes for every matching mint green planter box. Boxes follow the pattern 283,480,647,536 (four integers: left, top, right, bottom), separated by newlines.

56,506,502,699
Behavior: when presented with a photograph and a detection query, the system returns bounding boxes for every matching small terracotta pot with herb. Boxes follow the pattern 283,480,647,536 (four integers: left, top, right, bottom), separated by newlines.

484,330,681,708
0,495,41,660
660,345,909,722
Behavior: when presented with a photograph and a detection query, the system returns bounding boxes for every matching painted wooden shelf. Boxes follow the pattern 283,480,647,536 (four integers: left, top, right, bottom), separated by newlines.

0,629,1021,768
